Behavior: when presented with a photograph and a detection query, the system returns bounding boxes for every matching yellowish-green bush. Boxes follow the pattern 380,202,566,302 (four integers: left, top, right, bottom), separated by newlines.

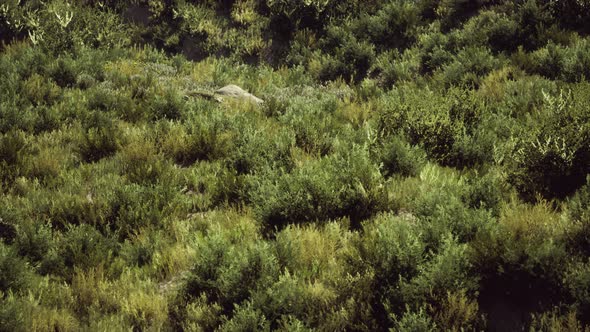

22,73,61,107
274,222,351,281
432,290,484,331
530,309,589,332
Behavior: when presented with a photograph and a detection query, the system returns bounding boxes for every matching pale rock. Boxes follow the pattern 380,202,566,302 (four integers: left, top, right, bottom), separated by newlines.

215,84,264,104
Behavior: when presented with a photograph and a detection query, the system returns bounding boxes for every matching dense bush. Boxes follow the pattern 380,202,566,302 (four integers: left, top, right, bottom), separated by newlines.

507,88,590,200
250,146,386,230
0,243,34,294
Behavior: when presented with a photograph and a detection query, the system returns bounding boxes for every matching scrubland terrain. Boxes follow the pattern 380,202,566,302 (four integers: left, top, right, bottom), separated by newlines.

1,1,590,330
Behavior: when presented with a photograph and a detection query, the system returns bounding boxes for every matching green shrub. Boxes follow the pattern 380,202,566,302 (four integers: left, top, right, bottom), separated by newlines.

377,87,487,166
527,42,567,80
0,292,27,332
526,38,590,82
462,169,506,216
119,138,171,185
0,101,36,134
390,307,436,332
397,235,479,309
0,130,29,186
109,183,178,240
313,25,375,83
564,262,590,324
14,219,53,264
507,88,590,201
357,213,426,288
513,0,554,51
279,96,339,156
78,114,122,163
529,309,589,332
179,162,246,211
377,136,426,178
352,1,420,52
274,222,350,281
218,302,270,332
416,27,454,75
175,293,223,331
174,215,279,326
161,114,233,166
3,3,590,328
78,126,121,163
471,202,569,318
458,10,520,53
87,84,137,121
483,72,557,118
0,290,80,331
149,88,186,120
432,290,485,331
22,73,61,107
12,1,131,56
566,177,590,256
250,146,385,230
30,189,95,230
0,243,34,294
49,57,78,88
248,271,339,329
229,120,295,175
374,48,422,87
437,46,501,88
56,224,116,278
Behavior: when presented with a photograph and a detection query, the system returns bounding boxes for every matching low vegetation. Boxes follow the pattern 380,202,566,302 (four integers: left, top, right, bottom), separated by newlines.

1,0,590,330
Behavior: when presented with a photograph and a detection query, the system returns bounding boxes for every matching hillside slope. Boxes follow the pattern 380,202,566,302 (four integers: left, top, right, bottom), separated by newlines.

1,1,590,330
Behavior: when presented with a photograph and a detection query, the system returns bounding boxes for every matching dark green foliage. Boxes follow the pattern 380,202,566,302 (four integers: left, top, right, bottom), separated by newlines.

49,57,78,88
315,27,376,83
149,88,186,120
250,146,386,230
352,1,421,52
416,29,454,75
109,183,177,239
162,112,233,166
0,295,27,332
22,73,62,107
14,220,53,264
437,46,501,88
513,0,554,51
0,131,29,186
566,178,590,256
524,39,590,82
229,120,295,175
564,262,590,324
0,243,33,294
377,136,426,178
459,10,520,53
186,240,279,315
377,87,490,168
391,307,437,331
508,88,590,201
78,126,121,163
279,95,340,155
57,224,116,278
78,113,122,162
462,170,505,216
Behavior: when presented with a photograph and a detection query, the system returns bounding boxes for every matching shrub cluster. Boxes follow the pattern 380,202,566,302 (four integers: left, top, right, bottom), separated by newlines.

1,0,590,330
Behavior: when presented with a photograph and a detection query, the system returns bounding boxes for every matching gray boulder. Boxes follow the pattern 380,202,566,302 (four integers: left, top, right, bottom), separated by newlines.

215,84,264,104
